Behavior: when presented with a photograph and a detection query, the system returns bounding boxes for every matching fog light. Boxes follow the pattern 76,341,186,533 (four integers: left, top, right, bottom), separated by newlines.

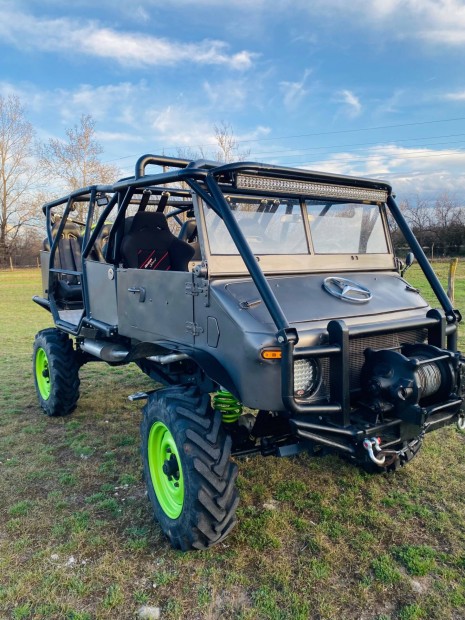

294,358,319,398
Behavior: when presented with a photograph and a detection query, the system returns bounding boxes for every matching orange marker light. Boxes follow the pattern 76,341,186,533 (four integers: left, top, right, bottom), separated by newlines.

261,350,282,360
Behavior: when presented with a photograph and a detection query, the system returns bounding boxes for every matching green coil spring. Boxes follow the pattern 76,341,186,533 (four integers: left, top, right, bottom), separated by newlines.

212,390,243,423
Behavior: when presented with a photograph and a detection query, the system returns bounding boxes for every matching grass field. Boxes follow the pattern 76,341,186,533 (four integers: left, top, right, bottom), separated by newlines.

1,265,465,620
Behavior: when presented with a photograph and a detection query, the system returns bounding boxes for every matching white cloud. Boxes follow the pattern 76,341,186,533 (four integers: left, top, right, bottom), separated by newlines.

0,8,256,69
306,0,465,47
0,80,47,114
300,143,465,199
26,0,465,49
132,0,465,49
146,104,270,153
203,80,248,109
134,6,150,22
280,69,312,109
445,91,465,101
374,89,404,116
336,89,362,118
236,125,272,143
0,78,270,165
0,80,149,127
95,131,144,143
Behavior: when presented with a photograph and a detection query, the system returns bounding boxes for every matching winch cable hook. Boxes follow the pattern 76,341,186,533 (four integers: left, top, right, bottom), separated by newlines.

457,413,465,431
362,437,386,467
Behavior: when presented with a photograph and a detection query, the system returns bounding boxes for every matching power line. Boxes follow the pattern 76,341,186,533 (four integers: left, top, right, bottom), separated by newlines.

279,148,465,172
101,115,465,164
247,132,465,160
234,116,465,144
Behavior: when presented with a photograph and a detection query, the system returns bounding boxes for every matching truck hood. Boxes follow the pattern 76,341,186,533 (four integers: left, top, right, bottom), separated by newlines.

217,272,428,327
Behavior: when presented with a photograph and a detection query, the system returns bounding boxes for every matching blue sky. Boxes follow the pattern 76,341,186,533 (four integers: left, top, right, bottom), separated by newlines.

2,0,465,201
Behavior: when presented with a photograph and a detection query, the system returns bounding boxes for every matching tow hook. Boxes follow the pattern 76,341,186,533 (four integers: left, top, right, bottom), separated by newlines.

457,414,465,431
362,437,386,467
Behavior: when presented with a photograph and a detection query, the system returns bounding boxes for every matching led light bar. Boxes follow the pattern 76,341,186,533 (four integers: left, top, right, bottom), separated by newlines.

236,174,388,203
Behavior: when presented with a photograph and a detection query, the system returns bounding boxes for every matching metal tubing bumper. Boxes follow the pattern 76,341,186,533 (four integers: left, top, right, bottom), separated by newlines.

281,312,458,422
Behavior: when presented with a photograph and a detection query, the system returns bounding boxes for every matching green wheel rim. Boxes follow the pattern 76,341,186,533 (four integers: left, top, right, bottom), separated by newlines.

148,421,184,519
36,347,51,400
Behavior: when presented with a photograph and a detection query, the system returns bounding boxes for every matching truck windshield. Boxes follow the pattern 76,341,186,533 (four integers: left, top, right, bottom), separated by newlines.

203,196,388,256
305,200,388,254
204,196,308,255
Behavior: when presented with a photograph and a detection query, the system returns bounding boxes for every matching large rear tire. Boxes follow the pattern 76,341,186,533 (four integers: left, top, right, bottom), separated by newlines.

33,328,80,416
141,386,239,550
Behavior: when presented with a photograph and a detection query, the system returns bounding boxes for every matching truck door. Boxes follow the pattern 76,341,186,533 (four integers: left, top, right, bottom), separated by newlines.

116,269,194,345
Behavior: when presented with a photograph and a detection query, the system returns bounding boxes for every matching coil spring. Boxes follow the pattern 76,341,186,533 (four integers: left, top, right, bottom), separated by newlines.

212,390,243,423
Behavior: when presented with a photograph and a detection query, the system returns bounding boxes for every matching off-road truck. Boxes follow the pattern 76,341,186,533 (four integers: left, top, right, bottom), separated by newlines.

33,154,465,550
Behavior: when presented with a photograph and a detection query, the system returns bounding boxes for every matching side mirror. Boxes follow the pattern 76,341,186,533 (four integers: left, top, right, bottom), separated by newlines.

401,252,415,277
97,194,109,207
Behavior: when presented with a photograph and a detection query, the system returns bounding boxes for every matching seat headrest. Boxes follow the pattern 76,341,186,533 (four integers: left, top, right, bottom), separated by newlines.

52,220,83,240
179,219,198,243
129,211,169,234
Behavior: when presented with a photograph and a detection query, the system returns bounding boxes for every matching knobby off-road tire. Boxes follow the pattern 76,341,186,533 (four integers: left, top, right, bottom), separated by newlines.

33,328,80,416
140,386,239,551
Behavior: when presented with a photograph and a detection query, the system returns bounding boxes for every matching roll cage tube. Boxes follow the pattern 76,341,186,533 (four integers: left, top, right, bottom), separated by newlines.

204,173,297,345
81,193,119,260
135,155,191,178
47,186,99,280
134,154,219,179
387,195,461,325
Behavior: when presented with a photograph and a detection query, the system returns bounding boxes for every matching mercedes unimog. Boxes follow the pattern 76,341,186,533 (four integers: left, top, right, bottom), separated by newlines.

32,155,465,550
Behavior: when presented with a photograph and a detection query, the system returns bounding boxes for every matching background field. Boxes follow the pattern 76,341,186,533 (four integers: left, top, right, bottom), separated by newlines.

1,265,465,620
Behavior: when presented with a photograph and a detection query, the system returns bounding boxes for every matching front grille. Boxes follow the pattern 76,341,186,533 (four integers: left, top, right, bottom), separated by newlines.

309,328,428,402
348,328,428,390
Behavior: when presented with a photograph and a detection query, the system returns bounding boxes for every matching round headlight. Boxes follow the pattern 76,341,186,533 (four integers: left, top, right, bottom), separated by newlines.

294,358,320,398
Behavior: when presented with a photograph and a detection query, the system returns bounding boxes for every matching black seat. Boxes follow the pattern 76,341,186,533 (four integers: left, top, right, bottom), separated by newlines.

178,220,201,261
120,211,195,271
43,220,83,302
91,223,112,262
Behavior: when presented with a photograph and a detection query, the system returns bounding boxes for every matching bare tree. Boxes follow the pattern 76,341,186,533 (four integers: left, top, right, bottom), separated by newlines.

0,95,40,269
433,192,458,229
432,192,462,254
13,226,43,267
172,123,250,224
212,121,251,163
401,195,433,249
38,114,119,197
177,121,250,164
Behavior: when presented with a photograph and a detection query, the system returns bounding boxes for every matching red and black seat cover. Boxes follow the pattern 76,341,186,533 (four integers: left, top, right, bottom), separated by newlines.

120,211,195,271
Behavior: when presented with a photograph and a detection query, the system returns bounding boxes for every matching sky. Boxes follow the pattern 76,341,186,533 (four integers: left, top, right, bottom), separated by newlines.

2,0,465,202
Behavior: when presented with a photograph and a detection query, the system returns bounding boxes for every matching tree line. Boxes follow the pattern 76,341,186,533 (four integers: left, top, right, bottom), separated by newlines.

390,195,465,259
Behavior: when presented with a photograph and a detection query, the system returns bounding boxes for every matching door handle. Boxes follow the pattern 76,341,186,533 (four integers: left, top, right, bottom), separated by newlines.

128,286,146,302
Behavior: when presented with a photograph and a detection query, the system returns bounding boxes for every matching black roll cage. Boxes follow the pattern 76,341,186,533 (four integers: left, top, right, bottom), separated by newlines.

37,154,462,428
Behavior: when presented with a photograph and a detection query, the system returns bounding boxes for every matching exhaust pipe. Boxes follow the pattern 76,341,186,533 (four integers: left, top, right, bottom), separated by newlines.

146,353,189,365
79,341,189,365
80,339,129,362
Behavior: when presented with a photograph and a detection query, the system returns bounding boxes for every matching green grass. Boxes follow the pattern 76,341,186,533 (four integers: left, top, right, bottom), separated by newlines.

0,265,465,619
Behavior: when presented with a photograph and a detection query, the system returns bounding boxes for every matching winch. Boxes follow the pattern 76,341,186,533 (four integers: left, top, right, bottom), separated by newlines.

361,343,461,426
